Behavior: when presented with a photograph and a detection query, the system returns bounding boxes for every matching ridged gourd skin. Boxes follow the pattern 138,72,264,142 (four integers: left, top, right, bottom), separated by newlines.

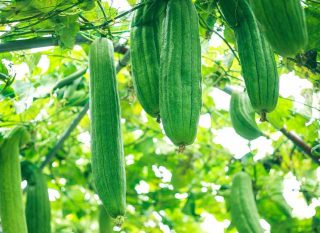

230,172,264,233
249,0,308,57
160,0,202,147
89,38,126,223
0,126,31,233
26,169,51,233
219,0,279,117
130,0,166,118
99,205,113,233
230,92,262,140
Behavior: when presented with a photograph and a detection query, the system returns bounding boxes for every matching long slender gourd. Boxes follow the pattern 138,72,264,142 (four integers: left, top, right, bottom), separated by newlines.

249,0,308,57
130,0,166,118
99,205,113,233
230,91,262,140
160,0,202,148
219,0,279,120
89,38,126,224
25,168,51,233
230,172,264,233
0,126,31,233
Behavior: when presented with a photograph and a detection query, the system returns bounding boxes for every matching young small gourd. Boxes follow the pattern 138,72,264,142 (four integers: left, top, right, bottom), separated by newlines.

230,91,262,140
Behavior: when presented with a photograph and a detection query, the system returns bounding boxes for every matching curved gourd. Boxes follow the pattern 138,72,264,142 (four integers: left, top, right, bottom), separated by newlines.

219,0,279,119
89,38,126,224
26,168,51,233
249,0,308,57
230,91,262,140
160,0,202,148
230,172,264,233
130,0,166,118
0,126,31,233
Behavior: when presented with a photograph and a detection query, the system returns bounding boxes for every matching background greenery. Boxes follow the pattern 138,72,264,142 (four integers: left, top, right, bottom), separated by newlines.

0,0,319,232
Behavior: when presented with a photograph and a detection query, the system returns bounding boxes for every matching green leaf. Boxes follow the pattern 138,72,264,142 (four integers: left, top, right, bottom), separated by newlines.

305,4,320,50
0,60,8,77
53,15,80,49
257,173,292,224
0,84,15,98
196,0,217,39
267,98,294,129
24,53,41,75
182,193,201,220
127,0,137,6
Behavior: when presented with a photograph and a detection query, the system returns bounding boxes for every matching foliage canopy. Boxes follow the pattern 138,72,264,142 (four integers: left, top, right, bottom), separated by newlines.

0,0,319,232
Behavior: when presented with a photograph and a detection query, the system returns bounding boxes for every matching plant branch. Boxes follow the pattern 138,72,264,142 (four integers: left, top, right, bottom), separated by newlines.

212,29,240,63
97,0,108,21
279,128,318,164
39,101,89,170
116,50,130,73
0,35,128,53
0,34,90,53
0,11,44,24
12,2,81,31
